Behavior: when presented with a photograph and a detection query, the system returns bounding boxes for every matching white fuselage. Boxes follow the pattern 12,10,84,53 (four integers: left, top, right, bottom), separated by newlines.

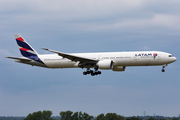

9,34,177,75
26,51,176,69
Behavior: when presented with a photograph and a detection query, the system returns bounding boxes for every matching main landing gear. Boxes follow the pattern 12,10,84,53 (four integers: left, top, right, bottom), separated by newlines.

83,67,101,76
161,64,167,72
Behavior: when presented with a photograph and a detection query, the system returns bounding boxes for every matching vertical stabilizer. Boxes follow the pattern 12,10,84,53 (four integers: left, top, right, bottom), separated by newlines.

14,34,44,64
15,34,39,57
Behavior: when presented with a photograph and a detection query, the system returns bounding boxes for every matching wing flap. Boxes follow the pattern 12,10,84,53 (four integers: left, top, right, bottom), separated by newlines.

42,48,98,63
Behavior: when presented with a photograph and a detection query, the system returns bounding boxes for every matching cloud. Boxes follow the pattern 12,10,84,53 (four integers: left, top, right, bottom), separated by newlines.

0,49,17,63
1,0,180,35
0,0,180,117
139,46,150,50
0,0,143,22
0,49,11,57
151,14,180,29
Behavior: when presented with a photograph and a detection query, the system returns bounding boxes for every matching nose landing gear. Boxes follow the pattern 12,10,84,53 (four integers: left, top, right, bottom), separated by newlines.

161,64,167,72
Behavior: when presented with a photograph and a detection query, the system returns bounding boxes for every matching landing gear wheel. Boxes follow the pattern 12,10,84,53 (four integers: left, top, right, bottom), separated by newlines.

83,71,87,75
97,71,101,74
161,69,165,72
91,72,95,76
90,70,93,74
87,71,90,74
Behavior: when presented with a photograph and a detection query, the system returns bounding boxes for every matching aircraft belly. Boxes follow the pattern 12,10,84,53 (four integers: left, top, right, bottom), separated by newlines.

133,58,164,66
115,58,163,66
44,59,77,68
114,59,134,66
15,60,47,67
133,58,152,66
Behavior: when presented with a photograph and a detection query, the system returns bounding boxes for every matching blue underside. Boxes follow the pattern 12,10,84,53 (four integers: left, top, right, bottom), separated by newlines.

27,56,44,64
19,49,44,64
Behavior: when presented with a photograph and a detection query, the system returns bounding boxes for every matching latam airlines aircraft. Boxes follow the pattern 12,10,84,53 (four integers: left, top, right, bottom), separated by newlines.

7,34,177,76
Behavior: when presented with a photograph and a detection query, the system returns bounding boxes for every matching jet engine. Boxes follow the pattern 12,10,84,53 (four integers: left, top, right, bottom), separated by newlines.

97,60,113,69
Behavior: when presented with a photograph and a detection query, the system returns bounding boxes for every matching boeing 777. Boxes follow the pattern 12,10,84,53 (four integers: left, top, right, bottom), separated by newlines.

7,34,177,76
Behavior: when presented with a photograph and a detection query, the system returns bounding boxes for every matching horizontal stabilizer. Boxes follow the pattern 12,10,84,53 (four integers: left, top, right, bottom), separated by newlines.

6,57,31,61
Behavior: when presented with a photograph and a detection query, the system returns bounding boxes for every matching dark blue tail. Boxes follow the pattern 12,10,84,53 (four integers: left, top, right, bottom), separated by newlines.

15,34,43,64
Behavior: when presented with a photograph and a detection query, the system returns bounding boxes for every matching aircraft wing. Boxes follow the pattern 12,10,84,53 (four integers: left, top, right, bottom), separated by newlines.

6,57,32,61
42,48,98,63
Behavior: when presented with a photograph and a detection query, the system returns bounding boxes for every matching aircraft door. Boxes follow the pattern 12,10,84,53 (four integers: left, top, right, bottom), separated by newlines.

152,53,161,65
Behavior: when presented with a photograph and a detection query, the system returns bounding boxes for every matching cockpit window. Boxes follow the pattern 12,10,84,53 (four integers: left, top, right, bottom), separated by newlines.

169,55,174,57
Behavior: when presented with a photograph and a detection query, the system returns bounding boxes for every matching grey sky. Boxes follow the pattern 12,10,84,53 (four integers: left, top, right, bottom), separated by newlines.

0,0,180,117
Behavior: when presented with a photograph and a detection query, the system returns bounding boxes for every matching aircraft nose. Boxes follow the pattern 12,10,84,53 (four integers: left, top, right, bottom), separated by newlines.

171,57,177,62
168,56,177,63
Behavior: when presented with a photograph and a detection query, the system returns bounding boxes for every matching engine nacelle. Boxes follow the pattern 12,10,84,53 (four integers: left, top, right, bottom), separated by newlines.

97,60,113,70
112,66,126,71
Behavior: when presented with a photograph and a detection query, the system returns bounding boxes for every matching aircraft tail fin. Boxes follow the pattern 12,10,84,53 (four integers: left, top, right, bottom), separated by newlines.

14,34,39,57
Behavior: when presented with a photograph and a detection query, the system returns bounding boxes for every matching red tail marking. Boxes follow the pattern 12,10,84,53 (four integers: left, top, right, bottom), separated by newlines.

20,48,29,51
16,37,24,41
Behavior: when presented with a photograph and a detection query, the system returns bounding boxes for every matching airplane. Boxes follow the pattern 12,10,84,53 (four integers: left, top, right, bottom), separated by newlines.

7,34,177,76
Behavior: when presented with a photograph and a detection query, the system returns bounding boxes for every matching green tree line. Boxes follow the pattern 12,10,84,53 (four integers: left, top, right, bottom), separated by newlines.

24,110,124,120
1,110,179,120
23,110,180,120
